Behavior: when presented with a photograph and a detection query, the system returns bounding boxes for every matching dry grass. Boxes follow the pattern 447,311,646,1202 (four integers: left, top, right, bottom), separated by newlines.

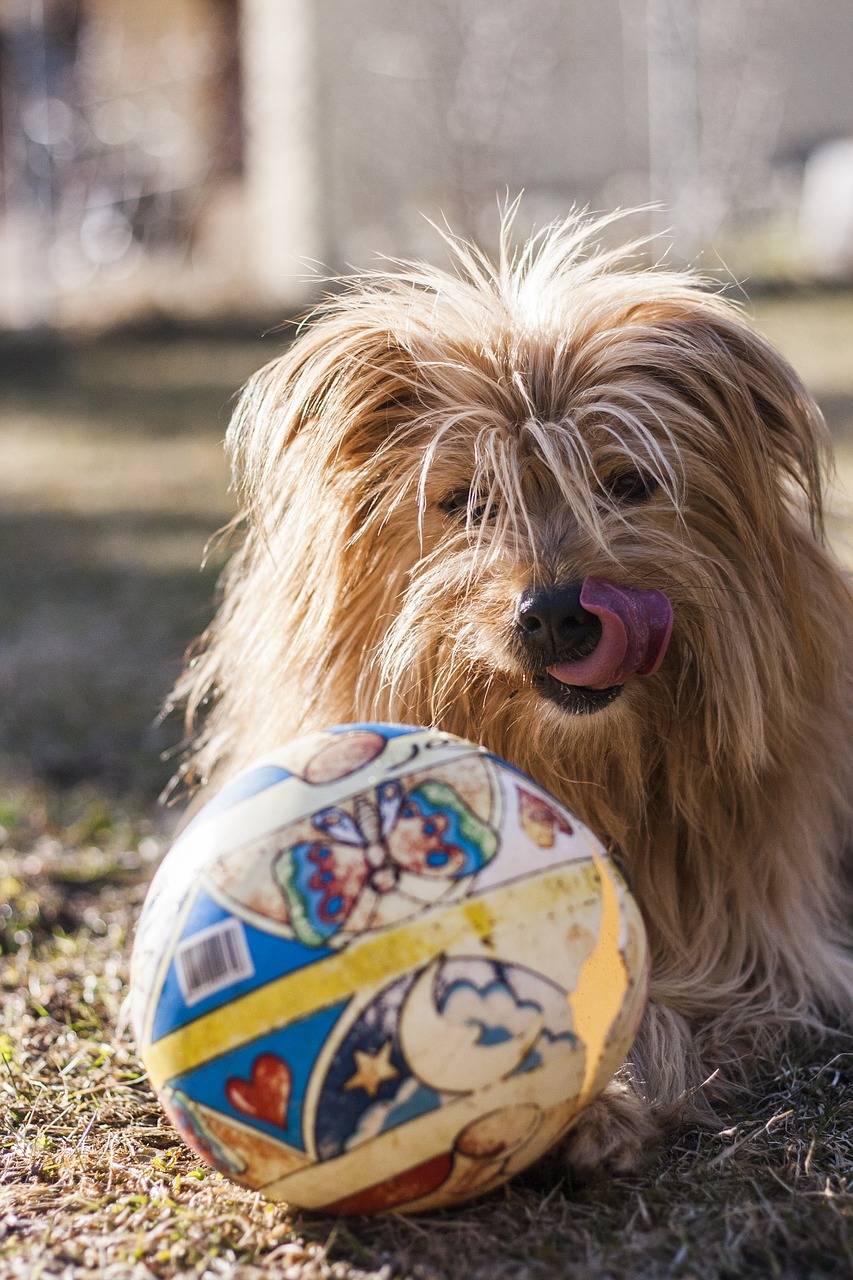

0,334,252,793
1,790,851,1279
1,294,853,1278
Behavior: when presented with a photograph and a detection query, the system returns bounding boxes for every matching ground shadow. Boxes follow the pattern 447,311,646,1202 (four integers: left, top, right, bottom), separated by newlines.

0,507,226,795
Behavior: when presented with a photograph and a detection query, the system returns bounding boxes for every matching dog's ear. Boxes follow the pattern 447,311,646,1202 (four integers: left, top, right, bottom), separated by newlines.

226,309,419,527
651,301,831,537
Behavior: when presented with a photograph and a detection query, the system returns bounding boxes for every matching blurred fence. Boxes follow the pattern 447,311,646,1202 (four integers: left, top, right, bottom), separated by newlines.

1,0,852,331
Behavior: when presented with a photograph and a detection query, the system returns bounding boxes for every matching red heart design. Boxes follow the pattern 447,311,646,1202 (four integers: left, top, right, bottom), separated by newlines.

225,1053,292,1127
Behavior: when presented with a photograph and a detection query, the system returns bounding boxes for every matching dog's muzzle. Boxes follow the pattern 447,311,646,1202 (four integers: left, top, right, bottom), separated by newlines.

516,577,673,714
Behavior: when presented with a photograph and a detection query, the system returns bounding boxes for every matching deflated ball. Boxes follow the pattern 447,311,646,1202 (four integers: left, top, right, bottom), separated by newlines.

130,724,647,1214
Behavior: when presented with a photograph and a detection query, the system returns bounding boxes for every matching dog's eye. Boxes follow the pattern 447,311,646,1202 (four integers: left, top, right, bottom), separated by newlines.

605,471,659,505
439,490,491,523
439,490,469,518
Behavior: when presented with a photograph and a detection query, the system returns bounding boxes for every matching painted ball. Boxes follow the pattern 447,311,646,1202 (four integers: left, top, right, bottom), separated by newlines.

130,724,647,1214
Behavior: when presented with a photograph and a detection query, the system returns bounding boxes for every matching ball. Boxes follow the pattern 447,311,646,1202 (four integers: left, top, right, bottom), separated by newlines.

131,724,647,1214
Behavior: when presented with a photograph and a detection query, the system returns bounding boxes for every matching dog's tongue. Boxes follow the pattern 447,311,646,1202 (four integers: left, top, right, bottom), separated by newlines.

547,577,673,690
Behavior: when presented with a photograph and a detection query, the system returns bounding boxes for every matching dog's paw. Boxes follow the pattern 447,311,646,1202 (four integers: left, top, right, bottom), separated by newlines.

559,1080,664,1182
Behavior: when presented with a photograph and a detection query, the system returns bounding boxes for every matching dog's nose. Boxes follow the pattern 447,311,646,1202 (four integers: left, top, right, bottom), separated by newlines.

516,583,601,657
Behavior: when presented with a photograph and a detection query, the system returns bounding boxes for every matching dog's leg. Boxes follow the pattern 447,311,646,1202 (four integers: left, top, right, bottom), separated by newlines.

559,1077,667,1180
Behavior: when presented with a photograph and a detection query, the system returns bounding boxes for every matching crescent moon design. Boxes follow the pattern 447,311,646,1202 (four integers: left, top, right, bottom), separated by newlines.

397,960,544,1094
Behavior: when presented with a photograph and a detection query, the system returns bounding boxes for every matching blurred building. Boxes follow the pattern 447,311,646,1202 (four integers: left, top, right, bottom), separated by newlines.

1,0,851,330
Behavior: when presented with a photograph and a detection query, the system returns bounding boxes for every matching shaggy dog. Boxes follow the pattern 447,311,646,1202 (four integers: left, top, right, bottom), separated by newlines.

173,216,853,1176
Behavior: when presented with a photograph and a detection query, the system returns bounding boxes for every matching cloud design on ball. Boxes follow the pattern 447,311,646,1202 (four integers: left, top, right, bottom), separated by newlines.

397,958,582,1095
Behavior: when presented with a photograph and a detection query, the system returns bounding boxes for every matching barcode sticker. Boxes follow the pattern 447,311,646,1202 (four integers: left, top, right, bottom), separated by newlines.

175,917,255,1006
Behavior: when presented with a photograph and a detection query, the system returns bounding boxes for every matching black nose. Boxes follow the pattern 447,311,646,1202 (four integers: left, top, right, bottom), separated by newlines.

516,583,601,659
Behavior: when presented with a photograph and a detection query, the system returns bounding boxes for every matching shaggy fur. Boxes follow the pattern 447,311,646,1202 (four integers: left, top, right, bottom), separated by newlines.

173,214,853,1175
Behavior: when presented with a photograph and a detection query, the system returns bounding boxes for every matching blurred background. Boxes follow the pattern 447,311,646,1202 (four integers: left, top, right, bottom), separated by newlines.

1,0,851,818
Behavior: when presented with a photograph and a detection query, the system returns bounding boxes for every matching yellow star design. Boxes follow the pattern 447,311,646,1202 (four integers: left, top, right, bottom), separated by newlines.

342,1040,399,1098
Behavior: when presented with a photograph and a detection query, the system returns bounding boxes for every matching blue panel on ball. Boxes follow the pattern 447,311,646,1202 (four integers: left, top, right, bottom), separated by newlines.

151,887,333,1043
170,1001,348,1152
482,750,539,785
328,722,423,739
191,764,293,823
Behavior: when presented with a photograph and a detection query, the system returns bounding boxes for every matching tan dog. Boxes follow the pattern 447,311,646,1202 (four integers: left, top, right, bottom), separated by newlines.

173,215,853,1176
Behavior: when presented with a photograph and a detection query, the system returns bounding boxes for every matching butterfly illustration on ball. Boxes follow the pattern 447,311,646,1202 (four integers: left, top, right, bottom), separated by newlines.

274,777,499,946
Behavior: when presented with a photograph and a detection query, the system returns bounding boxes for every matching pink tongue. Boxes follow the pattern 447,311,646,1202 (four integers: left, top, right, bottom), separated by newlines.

547,577,673,690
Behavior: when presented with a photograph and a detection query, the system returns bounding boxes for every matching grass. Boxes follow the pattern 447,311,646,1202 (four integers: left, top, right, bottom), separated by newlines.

1,294,853,1277
1,794,851,1279
0,332,254,795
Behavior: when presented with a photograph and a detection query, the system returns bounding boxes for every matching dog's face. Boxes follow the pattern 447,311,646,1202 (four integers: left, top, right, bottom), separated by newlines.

199,221,836,850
